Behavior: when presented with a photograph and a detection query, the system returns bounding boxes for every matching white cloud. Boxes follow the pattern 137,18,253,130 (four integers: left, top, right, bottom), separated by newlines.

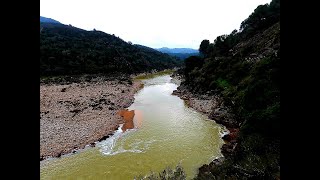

40,0,271,49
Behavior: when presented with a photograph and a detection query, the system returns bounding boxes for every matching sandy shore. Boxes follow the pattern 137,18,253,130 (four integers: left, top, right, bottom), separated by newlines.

40,76,142,160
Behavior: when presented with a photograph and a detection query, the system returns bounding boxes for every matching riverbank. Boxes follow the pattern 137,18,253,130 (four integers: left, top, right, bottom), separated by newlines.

41,72,224,180
40,74,142,160
170,72,240,172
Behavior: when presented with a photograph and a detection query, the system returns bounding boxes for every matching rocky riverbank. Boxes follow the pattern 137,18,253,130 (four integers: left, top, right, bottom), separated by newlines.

40,74,142,161
170,72,240,172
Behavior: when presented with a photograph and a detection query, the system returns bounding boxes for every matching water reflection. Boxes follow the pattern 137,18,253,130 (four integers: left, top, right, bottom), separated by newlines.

134,110,143,129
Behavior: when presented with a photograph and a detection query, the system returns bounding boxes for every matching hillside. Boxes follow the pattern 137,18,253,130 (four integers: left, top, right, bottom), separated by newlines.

177,0,280,179
40,22,182,76
40,16,61,24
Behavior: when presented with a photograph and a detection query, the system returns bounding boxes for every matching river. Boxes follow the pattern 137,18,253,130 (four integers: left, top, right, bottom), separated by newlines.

40,74,224,179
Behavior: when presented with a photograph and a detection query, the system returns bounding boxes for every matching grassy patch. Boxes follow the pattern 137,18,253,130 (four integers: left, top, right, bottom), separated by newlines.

216,78,230,90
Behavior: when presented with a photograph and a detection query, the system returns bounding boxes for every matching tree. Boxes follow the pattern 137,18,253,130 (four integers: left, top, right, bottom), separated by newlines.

184,56,204,82
199,39,210,57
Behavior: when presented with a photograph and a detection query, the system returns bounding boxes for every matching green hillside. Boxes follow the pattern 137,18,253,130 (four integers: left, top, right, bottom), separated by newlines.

180,0,280,179
40,23,182,76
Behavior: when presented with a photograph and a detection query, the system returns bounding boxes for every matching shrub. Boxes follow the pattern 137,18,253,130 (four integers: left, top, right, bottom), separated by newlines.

135,164,186,180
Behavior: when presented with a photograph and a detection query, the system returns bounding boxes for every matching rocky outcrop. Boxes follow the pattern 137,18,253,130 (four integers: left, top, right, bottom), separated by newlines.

197,157,225,176
231,22,280,64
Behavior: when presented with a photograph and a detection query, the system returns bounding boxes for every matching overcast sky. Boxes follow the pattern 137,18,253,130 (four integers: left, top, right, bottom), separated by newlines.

40,0,271,49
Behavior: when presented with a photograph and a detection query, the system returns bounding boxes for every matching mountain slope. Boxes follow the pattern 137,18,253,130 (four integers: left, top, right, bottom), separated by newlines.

40,16,61,24
179,0,280,179
40,22,182,76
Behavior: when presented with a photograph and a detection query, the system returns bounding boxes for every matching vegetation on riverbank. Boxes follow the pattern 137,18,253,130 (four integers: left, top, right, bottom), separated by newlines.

136,164,186,180
184,0,280,179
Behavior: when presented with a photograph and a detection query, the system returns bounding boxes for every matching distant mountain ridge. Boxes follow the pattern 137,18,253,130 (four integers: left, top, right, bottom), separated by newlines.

156,47,199,60
156,47,199,54
40,16,61,24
